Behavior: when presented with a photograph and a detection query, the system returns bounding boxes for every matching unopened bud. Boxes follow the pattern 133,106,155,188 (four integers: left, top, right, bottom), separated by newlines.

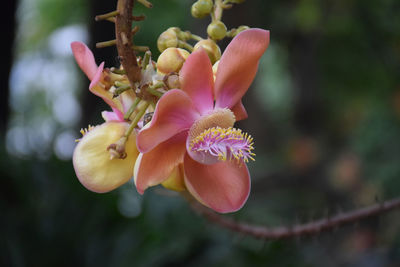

207,21,227,41
156,48,190,75
157,27,180,52
163,73,181,89
191,0,213,18
193,39,221,64
231,25,250,37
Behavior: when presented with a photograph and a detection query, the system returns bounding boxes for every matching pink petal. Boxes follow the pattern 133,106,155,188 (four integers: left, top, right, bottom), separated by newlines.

134,132,187,194
71,41,98,80
180,48,214,115
101,108,124,122
88,62,124,111
137,89,200,153
214,29,270,109
231,100,248,121
89,62,104,89
183,153,251,213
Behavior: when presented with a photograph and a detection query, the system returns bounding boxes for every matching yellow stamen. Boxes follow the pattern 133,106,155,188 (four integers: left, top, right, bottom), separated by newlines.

75,125,95,142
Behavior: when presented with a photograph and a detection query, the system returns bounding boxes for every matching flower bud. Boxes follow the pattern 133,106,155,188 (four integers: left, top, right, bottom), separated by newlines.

157,27,180,52
230,0,246,3
191,0,213,18
193,39,221,64
163,73,181,89
231,25,250,37
207,21,227,41
73,122,138,193
156,47,190,75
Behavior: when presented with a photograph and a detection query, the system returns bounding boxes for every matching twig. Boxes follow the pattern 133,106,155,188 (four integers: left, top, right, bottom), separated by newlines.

191,197,400,240
115,0,141,84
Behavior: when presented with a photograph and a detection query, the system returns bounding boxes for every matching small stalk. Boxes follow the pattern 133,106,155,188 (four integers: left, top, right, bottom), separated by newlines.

96,39,117,48
132,15,146,21
131,26,140,35
141,51,152,69
95,10,119,21
110,67,126,75
113,84,131,97
124,102,150,138
106,17,116,23
132,45,150,52
146,82,165,97
178,41,194,52
124,97,141,120
190,33,203,42
137,0,153,8
213,0,224,21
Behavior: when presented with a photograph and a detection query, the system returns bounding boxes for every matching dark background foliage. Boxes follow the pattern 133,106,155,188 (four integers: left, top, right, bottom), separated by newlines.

2,0,400,266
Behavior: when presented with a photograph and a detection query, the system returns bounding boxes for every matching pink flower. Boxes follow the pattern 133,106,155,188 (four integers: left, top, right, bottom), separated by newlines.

134,29,270,213
71,42,139,193
71,42,139,122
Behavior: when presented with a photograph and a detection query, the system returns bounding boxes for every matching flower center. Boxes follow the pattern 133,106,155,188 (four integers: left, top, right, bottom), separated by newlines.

188,108,235,141
187,108,255,164
189,127,255,163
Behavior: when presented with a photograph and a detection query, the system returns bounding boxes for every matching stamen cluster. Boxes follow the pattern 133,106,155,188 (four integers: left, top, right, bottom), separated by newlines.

75,125,95,142
189,126,255,163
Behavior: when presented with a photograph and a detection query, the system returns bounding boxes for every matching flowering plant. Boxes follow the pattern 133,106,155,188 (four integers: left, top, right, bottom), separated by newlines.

71,0,268,213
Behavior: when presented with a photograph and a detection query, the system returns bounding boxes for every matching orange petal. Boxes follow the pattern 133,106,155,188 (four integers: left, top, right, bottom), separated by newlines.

71,41,98,80
183,153,251,213
180,48,214,114
137,89,199,153
134,132,187,194
214,29,270,109
73,122,139,193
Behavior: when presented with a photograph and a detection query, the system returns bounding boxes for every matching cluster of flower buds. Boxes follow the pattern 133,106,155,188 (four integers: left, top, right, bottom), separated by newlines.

156,0,250,71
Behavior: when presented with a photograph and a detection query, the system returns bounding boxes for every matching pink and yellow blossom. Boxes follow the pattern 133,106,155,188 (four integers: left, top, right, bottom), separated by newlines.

71,42,139,193
134,29,270,213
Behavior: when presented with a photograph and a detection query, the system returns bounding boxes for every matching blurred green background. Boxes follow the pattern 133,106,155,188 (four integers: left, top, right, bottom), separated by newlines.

2,0,400,266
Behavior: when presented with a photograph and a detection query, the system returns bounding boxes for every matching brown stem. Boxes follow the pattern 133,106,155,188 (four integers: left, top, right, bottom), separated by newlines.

191,196,400,240
115,0,141,84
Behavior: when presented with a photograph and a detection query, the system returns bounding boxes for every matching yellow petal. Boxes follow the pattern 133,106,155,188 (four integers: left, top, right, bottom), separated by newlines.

161,164,186,192
73,122,139,193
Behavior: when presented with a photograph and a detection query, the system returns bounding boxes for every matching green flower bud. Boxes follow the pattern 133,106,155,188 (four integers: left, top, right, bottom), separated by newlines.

193,39,221,64
207,21,227,41
197,0,213,14
191,0,213,18
229,25,250,37
229,0,246,3
236,25,250,34
157,27,181,52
